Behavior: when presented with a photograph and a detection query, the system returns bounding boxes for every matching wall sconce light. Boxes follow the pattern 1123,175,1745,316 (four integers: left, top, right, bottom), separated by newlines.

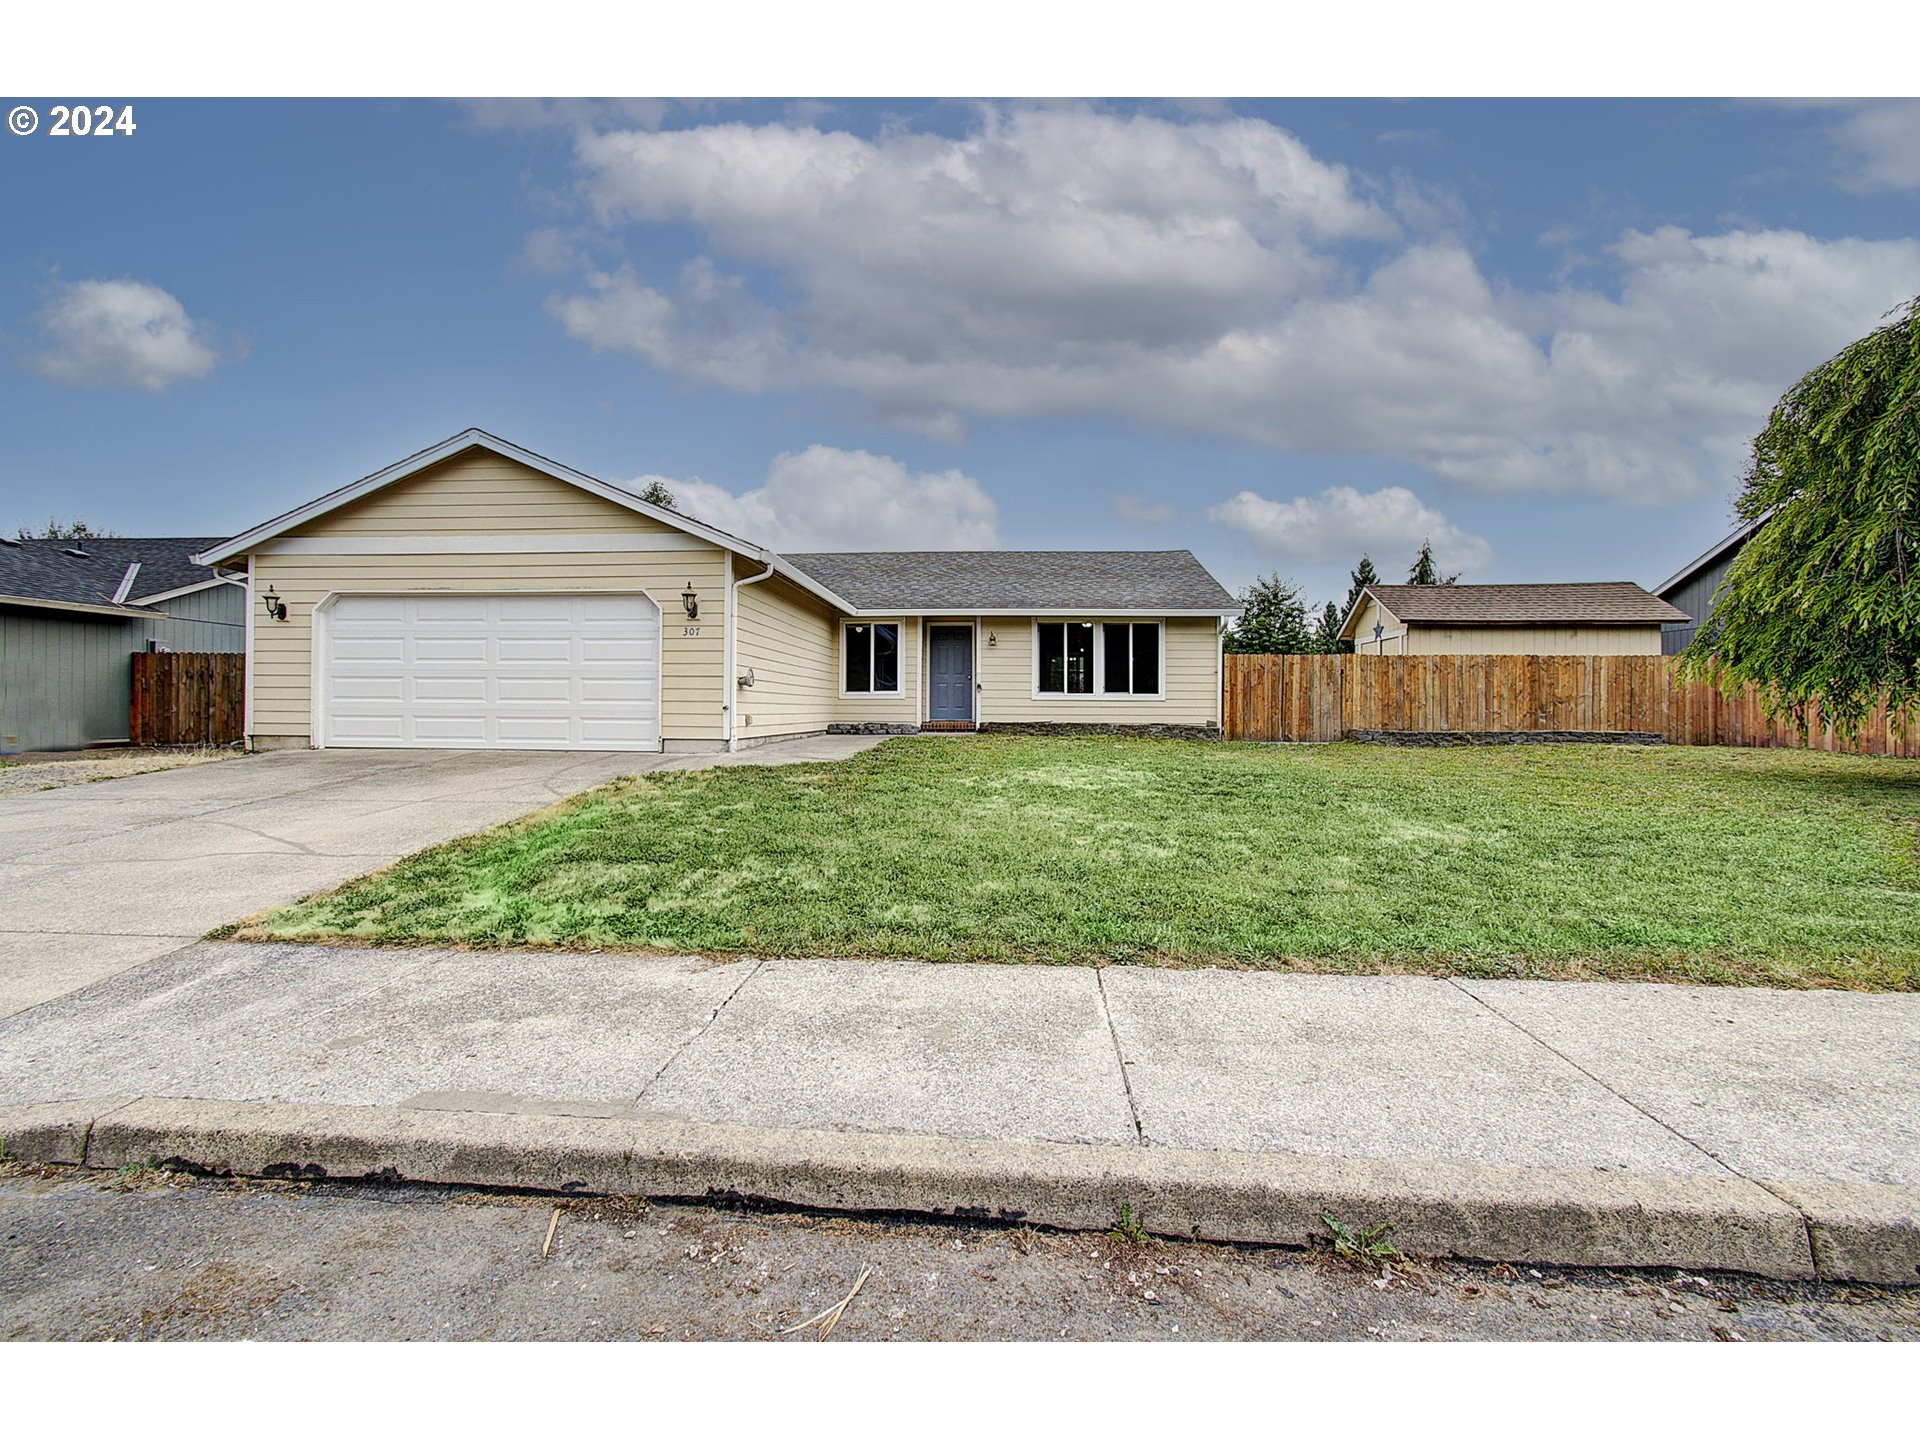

987,630,998,647
681,582,700,620
261,585,288,622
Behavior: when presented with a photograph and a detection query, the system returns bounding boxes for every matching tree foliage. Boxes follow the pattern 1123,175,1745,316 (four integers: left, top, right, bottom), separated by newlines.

1682,295,1920,737
1406,538,1457,586
635,480,678,511
17,519,118,540
1311,601,1344,654
1225,572,1313,654
1331,554,1381,654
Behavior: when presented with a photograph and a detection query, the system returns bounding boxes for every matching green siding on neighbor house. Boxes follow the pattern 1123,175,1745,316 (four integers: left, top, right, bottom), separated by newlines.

0,584,246,752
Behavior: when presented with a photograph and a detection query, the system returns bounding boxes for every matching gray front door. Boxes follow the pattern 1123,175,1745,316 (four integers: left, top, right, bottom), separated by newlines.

928,625,974,721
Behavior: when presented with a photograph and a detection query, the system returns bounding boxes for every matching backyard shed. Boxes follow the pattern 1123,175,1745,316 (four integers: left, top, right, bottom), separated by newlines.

1339,582,1688,656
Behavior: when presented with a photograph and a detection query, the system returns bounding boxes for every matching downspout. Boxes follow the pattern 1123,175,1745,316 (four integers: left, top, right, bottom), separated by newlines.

725,553,777,751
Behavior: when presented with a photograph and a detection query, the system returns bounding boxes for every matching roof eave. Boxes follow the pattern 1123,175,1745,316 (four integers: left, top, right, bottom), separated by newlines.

0,592,159,619
841,605,1239,618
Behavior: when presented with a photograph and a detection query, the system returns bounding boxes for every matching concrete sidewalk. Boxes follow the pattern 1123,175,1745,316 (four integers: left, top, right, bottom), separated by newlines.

0,736,879,1018
2,942,1914,1281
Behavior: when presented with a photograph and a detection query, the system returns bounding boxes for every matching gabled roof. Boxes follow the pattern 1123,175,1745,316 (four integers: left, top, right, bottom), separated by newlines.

780,550,1240,615
1341,581,1687,639
0,536,229,618
1653,515,1768,600
193,429,1240,618
193,429,856,614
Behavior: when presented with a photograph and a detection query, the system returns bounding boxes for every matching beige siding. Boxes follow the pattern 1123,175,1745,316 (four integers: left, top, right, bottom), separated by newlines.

282,453,647,533
248,449,728,745
833,617,923,727
1351,596,1663,655
733,573,837,739
978,617,1220,727
1349,597,1401,652
1403,624,1664,655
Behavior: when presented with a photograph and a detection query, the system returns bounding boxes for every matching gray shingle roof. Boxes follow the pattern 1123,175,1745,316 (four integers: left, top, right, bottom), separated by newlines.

781,550,1238,613
1364,582,1689,627
0,537,228,613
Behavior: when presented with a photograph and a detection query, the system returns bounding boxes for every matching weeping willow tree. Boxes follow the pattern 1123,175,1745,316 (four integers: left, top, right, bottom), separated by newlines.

1683,296,1920,739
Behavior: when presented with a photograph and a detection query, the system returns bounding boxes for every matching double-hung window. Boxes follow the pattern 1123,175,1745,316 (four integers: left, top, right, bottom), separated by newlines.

1035,620,1161,697
843,622,901,695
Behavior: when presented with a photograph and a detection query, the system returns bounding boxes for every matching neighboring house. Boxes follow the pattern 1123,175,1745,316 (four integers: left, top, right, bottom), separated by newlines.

1338,582,1688,656
1652,517,1766,656
193,430,1239,753
0,537,246,752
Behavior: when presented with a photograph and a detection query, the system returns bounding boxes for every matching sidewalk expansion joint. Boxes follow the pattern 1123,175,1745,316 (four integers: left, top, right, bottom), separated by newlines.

1445,978,1751,1184
1096,968,1146,1145
634,957,765,1103
75,1097,141,1168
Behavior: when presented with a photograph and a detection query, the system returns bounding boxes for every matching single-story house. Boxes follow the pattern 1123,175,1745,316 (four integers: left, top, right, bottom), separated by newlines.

1339,582,1688,656
193,430,1239,753
0,537,245,752
1652,517,1766,656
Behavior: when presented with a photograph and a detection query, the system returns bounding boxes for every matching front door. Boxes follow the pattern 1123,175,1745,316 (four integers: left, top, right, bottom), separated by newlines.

927,624,974,721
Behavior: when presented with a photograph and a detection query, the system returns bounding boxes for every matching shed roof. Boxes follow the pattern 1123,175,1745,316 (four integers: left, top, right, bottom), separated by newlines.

780,550,1239,614
1343,582,1687,638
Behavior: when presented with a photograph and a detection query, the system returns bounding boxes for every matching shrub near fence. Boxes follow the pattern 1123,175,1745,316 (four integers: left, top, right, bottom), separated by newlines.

129,651,245,747
1222,653,1918,757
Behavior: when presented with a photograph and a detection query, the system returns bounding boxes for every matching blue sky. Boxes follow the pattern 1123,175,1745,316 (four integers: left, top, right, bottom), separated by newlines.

3,97,1917,611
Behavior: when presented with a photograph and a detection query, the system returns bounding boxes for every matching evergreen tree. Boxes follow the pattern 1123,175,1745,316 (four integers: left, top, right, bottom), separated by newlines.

1224,573,1313,654
1335,555,1381,654
1407,538,1457,585
1311,600,1343,654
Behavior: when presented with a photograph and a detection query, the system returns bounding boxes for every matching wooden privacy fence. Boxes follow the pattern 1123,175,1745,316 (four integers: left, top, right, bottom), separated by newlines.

129,652,244,747
1222,653,1919,757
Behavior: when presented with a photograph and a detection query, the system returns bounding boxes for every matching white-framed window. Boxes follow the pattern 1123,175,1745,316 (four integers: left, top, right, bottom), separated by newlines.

842,620,902,695
1034,620,1163,698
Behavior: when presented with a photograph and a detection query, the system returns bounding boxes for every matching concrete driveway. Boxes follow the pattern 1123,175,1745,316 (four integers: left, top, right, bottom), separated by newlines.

0,745,841,1019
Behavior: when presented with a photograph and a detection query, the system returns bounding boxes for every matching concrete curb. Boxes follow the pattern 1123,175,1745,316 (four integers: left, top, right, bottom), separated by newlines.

6,1095,1914,1285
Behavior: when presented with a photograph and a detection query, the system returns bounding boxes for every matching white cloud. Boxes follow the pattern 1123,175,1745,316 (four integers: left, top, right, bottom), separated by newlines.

1111,493,1175,524
640,445,1000,552
543,106,1920,503
1208,485,1493,577
28,278,227,392
1804,100,1920,193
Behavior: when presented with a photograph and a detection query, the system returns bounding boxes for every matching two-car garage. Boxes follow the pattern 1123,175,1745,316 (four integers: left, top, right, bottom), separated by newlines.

318,593,662,751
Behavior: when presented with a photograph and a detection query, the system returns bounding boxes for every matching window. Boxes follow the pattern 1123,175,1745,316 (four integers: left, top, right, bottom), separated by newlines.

1035,620,1161,697
1102,621,1160,695
1037,621,1095,694
843,622,900,694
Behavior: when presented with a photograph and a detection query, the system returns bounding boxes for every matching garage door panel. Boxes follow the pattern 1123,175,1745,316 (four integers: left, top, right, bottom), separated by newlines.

412,677,491,702
331,637,409,662
329,716,408,743
495,596,581,621
415,637,493,662
496,638,576,663
322,593,661,752
496,678,574,702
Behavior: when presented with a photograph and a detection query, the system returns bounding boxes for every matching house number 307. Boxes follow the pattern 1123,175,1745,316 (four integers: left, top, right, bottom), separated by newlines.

681,626,702,637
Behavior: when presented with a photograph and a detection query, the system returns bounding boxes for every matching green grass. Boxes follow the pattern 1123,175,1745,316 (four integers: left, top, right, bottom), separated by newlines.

244,737,1920,989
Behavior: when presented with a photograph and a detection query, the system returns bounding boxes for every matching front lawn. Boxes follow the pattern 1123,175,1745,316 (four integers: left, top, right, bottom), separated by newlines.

244,738,1920,988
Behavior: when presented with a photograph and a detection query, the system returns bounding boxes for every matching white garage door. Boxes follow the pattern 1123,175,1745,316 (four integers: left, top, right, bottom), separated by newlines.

321,594,661,751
